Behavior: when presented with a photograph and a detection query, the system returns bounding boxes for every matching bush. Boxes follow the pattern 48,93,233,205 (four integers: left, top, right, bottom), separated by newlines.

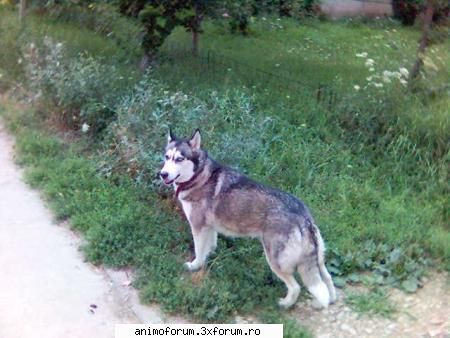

101,76,277,191
22,37,129,130
392,0,420,25
0,8,25,88
34,3,142,58
392,0,450,26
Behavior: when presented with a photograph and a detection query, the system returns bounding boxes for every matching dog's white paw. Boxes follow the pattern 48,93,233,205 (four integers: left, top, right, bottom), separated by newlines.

329,292,337,304
311,298,329,310
278,297,295,309
184,261,202,272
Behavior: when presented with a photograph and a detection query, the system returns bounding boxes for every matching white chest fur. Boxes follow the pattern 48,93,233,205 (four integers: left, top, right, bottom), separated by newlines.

180,199,193,223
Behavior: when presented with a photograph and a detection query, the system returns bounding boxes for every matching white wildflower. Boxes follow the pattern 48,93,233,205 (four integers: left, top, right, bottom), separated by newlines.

354,85,360,91
382,70,394,83
222,12,229,18
365,59,375,67
366,76,373,81
399,78,408,86
369,67,375,72
81,123,90,133
399,67,409,77
374,83,383,88
356,52,368,58
17,58,22,64
275,64,280,67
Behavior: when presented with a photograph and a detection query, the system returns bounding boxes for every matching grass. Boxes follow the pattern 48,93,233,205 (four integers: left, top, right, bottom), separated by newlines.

157,17,449,152
0,7,449,337
162,18,420,87
157,16,449,93
345,287,396,318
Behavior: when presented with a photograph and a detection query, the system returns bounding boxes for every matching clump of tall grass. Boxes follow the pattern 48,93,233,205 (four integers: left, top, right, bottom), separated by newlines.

21,36,135,130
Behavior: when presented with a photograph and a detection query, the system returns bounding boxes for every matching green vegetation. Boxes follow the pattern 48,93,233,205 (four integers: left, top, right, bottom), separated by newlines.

346,287,396,318
0,4,449,336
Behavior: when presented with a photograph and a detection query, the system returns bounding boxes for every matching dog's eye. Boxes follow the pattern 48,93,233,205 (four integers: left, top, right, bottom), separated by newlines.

164,155,170,160
175,157,185,163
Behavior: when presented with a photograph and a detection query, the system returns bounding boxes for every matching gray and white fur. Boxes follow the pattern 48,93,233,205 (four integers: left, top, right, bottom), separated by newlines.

160,129,336,309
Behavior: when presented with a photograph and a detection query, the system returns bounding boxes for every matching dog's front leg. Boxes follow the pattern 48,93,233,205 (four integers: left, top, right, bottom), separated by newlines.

185,226,217,271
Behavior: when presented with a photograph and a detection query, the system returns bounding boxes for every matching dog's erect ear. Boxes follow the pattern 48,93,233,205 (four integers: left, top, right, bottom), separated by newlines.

167,128,176,144
189,129,201,150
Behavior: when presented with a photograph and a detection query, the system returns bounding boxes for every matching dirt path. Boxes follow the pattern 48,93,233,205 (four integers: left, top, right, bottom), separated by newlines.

0,121,184,338
292,273,449,338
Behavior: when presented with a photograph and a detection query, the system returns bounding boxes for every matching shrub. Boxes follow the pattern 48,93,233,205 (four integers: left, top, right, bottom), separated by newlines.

29,2,142,59
101,76,277,191
22,37,128,130
392,0,420,25
0,8,25,87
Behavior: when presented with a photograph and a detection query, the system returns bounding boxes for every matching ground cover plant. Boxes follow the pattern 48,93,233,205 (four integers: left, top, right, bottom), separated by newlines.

0,5,449,337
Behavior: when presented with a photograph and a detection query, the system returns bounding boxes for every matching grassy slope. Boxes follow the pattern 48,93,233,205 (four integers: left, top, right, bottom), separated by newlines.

162,17,449,86
158,18,449,146
157,16,449,264
0,8,449,335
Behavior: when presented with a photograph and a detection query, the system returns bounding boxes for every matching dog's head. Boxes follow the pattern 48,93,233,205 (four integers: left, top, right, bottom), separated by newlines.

160,129,202,186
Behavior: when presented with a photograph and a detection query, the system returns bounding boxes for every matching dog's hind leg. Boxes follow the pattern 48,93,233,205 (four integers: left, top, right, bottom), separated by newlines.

318,260,336,304
297,262,330,309
314,233,336,303
263,245,300,309
185,227,217,271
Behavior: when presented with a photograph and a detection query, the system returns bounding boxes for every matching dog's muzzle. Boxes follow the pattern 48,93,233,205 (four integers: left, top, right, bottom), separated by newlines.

160,171,179,185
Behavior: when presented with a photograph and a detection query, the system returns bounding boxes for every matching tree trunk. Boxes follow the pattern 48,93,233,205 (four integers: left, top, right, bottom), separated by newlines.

191,1,201,56
19,0,27,22
409,0,434,81
139,53,153,71
192,30,199,56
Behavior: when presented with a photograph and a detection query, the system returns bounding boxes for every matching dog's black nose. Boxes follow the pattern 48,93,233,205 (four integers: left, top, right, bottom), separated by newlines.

160,171,168,180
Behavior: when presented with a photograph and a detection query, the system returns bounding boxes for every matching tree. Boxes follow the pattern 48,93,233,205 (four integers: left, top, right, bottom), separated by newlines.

119,0,210,67
222,0,253,35
19,0,27,22
409,0,449,83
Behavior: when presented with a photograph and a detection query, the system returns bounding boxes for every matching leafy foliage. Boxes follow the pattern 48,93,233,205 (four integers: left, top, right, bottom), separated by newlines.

328,241,429,292
392,0,449,25
118,0,206,56
21,36,135,129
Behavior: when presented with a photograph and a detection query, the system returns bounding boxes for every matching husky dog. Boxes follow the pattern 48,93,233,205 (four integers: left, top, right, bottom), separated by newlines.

160,129,336,309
